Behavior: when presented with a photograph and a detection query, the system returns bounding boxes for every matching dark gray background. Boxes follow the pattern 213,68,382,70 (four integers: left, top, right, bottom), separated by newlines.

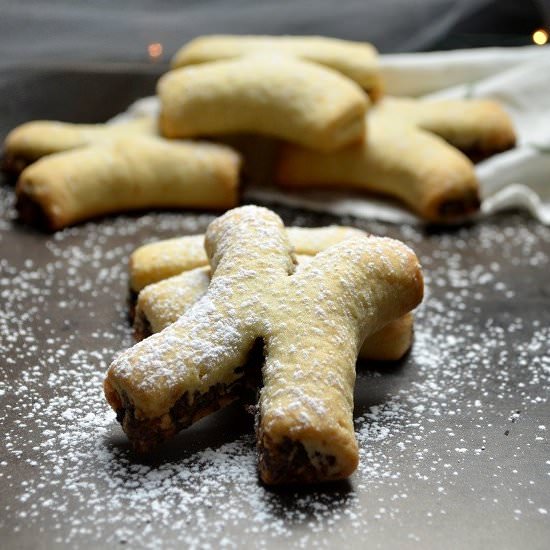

0,0,548,70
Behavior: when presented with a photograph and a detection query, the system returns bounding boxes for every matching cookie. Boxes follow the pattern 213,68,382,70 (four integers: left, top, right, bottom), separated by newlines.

377,97,516,160
158,55,369,152
2,117,155,176
131,226,415,361
277,113,481,222
104,206,423,483
16,135,241,231
129,225,366,293
172,34,382,100
133,264,415,362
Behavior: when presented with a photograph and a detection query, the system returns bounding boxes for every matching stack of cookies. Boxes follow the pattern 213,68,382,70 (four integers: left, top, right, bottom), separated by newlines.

1,34,517,484
105,205,424,484
2,35,516,228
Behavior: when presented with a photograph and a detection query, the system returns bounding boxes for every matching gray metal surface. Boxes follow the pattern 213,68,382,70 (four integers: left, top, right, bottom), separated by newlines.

1,64,549,550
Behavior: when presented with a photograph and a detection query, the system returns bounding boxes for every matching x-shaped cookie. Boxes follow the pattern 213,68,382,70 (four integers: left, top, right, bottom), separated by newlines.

129,226,415,362
277,96,515,222
2,116,156,175
15,134,241,231
171,34,382,100
104,206,423,484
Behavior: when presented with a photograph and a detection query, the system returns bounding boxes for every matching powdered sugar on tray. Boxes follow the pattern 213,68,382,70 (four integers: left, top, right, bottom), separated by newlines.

1,185,549,548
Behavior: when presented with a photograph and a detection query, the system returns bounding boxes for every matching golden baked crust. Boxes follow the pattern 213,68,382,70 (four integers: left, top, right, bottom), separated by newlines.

377,97,516,159
158,55,369,152
104,206,423,483
129,225,366,293
2,117,156,175
134,264,415,362
171,34,382,100
131,226,415,362
129,235,206,293
277,112,480,222
133,266,210,339
361,311,414,361
16,135,241,231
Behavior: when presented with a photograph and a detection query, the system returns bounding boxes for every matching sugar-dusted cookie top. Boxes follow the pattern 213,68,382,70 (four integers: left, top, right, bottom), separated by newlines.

105,206,423,483
129,225,367,293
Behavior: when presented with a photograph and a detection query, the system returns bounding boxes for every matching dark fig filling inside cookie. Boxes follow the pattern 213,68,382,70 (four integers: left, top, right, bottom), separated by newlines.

16,191,54,231
257,434,337,485
437,192,481,220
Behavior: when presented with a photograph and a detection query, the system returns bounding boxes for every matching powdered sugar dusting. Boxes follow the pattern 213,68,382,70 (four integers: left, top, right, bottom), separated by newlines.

1,186,549,547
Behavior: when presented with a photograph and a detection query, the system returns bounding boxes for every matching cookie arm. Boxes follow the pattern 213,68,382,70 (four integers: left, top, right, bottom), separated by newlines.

134,265,415,361
171,34,382,100
158,56,368,152
277,116,480,222
258,236,424,484
361,311,414,361
129,226,367,293
16,135,241,231
105,295,255,453
106,206,295,452
2,117,156,175
133,267,211,340
377,97,516,160
129,235,208,294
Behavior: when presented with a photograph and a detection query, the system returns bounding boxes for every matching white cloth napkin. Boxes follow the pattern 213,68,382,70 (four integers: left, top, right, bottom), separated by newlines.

113,45,550,225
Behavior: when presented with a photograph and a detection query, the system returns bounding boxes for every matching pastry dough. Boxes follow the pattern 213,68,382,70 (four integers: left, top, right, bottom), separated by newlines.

172,34,382,100
130,225,414,361
277,113,480,222
377,97,516,159
104,206,423,483
2,117,156,175
133,264,415,362
16,135,241,231
158,55,369,152
129,225,366,293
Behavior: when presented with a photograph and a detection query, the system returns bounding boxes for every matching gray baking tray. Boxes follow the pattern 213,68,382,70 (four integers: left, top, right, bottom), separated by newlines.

1,65,549,550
